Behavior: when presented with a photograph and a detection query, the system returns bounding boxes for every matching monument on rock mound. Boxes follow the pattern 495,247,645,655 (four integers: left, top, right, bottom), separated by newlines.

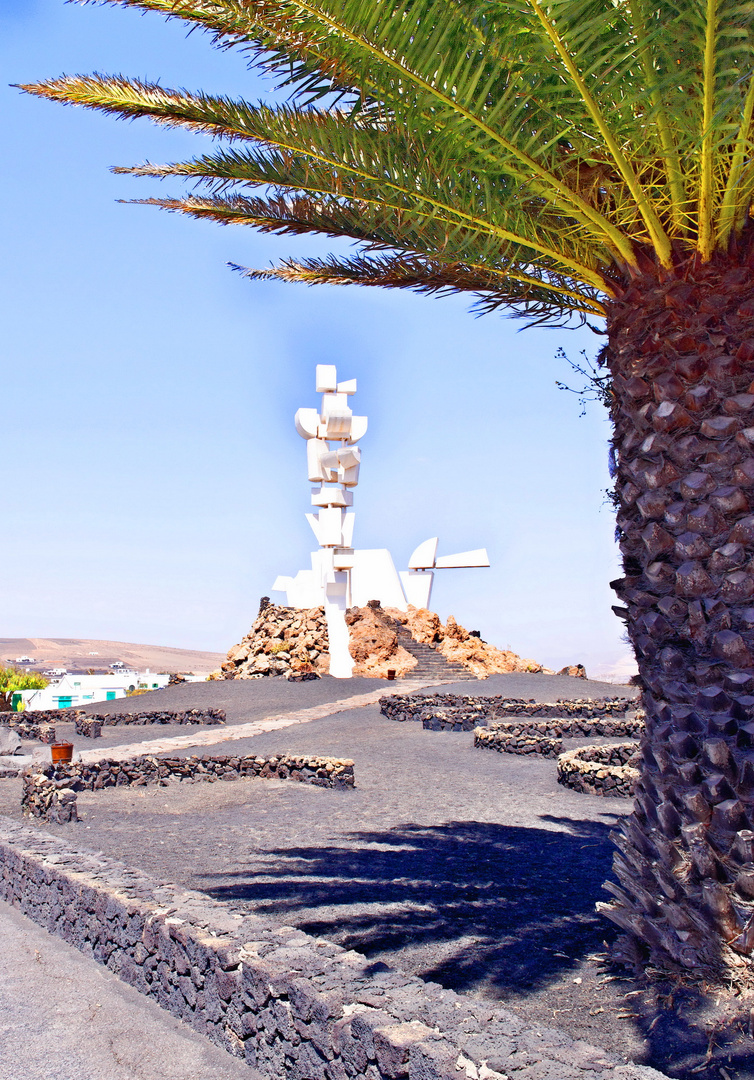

272,365,490,678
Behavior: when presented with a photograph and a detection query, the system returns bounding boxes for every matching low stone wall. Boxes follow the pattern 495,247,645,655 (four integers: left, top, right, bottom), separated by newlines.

556,743,640,798
489,698,634,719
0,820,663,1080
421,709,490,732
75,720,104,739
9,723,57,744
0,709,63,742
74,708,226,738
474,726,564,758
473,716,644,758
1,707,226,742
22,753,355,823
1,708,80,725
380,694,635,726
380,694,515,722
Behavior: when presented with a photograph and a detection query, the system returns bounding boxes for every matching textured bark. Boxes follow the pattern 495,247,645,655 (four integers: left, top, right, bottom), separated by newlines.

600,239,754,985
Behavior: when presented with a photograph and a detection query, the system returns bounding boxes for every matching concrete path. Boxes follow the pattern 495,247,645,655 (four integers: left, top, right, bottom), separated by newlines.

0,898,260,1080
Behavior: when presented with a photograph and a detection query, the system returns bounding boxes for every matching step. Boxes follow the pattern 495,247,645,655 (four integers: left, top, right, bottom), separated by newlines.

390,621,481,680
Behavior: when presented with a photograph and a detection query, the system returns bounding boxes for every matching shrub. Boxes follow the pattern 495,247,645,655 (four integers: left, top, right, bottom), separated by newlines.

0,666,48,711
0,666,48,693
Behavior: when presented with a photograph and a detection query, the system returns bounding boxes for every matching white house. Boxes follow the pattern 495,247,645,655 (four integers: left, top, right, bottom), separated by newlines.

135,670,171,692
21,669,170,711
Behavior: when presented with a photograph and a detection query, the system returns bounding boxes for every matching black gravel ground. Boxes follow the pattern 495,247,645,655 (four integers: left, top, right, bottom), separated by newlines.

77,673,393,721
76,671,635,719
65,672,636,753
7,674,754,1079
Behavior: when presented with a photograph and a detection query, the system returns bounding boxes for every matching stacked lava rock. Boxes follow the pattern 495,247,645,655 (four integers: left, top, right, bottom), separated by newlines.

74,708,226,738
220,598,329,679
0,710,63,743
556,742,640,797
22,752,356,821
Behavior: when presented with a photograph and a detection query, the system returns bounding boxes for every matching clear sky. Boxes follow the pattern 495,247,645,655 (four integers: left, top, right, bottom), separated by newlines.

1,0,635,681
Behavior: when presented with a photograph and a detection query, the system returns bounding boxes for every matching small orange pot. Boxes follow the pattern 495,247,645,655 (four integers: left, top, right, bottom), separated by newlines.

51,742,74,764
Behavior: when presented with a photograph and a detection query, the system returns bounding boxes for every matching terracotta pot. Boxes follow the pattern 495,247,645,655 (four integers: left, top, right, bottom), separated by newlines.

387,669,396,681
51,742,74,764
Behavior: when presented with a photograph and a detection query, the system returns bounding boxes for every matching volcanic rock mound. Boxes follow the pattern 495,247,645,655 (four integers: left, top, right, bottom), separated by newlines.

219,598,551,680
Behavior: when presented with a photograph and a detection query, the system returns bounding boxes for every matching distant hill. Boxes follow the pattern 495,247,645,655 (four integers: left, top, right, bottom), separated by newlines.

0,638,224,675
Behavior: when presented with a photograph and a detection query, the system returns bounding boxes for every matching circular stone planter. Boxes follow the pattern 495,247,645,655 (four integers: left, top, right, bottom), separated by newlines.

556,741,639,798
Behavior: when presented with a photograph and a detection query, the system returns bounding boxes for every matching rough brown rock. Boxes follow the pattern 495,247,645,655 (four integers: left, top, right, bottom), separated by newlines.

345,605,417,678
393,606,545,677
400,607,443,644
557,664,588,678
382,609,546,673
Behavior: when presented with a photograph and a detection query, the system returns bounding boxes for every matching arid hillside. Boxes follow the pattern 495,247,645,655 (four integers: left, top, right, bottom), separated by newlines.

0,638,223,674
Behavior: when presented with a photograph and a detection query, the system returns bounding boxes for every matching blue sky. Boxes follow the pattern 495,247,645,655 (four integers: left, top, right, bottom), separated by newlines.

0,0,634,679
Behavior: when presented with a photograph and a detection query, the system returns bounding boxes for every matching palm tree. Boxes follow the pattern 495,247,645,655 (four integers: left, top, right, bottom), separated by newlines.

22,0,754,986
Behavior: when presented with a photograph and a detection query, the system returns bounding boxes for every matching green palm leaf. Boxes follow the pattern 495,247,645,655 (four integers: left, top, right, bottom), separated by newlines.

231,252,607,320
19,0,754,312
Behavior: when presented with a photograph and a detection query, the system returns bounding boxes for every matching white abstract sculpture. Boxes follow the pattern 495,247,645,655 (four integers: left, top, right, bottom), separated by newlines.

272,365,491,678
400,538,491,609
273,365,366,677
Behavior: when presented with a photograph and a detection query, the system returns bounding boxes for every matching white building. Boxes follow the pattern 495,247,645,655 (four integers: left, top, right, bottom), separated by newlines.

21,670,170,711
135,670,171,692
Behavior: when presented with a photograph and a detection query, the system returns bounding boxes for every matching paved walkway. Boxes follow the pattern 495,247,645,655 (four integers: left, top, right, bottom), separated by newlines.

0,898,259,1080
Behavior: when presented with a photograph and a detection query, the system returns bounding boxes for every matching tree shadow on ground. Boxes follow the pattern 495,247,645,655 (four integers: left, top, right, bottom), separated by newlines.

627,985,754,1080
198,815,754,1077
200,816,618,996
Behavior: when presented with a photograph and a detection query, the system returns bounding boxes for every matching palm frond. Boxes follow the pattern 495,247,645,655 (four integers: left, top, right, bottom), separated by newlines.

126,188,612,295
21,0,754,321
231,251,606,323
115,134,614,284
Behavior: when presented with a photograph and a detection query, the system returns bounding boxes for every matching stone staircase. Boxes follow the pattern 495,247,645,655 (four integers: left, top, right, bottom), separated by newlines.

394,626,480,682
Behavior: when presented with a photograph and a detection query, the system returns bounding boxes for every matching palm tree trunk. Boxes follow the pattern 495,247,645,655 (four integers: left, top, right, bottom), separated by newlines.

600,242,754,985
